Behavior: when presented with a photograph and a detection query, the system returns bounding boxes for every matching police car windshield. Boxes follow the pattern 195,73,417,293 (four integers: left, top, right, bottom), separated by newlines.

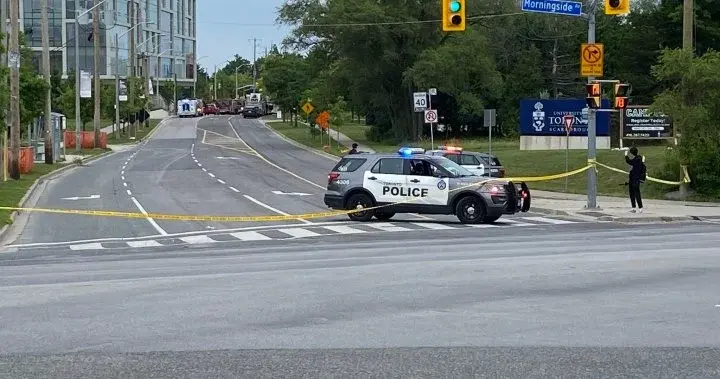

430,156,475,177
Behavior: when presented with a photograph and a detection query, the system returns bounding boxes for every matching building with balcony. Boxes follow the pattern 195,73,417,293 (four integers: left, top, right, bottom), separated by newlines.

19,0,196,84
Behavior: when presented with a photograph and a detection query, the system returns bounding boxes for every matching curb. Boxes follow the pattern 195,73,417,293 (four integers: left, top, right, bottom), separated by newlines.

259,119,339,161
0,149,117,244
597,215,694,223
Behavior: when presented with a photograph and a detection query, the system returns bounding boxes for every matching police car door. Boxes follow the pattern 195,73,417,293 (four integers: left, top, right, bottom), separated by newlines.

459,154,485,176
364,157,408,205
405,159,449,206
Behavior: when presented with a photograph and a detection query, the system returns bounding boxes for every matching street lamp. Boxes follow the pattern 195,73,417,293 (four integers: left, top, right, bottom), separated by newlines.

193,55,208,98
114,22,154,139
213,58,232,100
74,0,109,151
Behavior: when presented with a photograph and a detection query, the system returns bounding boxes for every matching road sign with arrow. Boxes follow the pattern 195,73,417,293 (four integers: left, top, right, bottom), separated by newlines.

581,43,603,77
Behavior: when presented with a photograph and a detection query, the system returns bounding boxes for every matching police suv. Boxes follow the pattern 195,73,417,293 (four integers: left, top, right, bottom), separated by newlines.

324,148,531,224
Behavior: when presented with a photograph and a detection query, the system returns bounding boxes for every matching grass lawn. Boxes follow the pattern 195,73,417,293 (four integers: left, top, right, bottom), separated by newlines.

65,119,114,132
107,119,162,145
269,122,348,156
0,164,61,225
274,121,681,199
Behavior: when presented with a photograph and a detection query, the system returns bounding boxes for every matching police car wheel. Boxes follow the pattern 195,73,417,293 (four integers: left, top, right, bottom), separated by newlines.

455,195,486,224
346,193,374,222
374,211,395,221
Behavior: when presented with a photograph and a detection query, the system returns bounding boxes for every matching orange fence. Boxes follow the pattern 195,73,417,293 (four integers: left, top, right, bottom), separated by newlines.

3,146,34,174
64,131,108,149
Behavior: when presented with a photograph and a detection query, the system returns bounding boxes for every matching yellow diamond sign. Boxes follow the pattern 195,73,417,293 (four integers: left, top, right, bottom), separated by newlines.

302,102,314,115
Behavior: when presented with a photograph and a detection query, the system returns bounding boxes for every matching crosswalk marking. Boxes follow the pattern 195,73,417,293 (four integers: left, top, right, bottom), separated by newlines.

366,223,412,232
522,216,576,225
179,235,217,244
229,231,273,241
127,240,163,248
278,228,321,238
323,225,366,234
496,218,537,227
43,216,585,251
69,243,104,251
411,222,455,230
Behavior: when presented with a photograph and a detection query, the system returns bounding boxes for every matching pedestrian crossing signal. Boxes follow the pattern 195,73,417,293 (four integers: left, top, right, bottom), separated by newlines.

605,0,629,15
442,0,465,32
614,83,630,109
585,83,601,109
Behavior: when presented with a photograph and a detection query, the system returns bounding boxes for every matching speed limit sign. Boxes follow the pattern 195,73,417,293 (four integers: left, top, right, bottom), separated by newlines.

413,92,427,112
424,109,438,124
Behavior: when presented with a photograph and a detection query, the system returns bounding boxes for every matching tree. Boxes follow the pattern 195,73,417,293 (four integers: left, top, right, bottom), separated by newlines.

261,52,311,121
651,48,720,196
56,73,93,130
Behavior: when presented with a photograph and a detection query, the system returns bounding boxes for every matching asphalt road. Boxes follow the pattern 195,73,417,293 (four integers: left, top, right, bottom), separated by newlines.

2,221,720,377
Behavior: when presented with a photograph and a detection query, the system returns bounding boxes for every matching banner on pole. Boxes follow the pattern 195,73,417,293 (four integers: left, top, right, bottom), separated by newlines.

80,71,92,98
119,80,128,102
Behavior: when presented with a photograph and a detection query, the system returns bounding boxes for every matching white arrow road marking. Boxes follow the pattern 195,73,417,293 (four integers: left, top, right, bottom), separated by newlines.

271,190,312,196
61,195,100,200
215,156,246,160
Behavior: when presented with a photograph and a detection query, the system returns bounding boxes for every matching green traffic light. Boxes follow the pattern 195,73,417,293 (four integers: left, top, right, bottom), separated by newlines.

449,0,461,12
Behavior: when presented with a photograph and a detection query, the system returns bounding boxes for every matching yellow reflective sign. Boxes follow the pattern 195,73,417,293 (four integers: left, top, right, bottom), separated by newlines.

302,102,314,115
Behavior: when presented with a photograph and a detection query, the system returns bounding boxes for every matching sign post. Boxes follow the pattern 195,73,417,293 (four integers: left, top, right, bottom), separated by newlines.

424,109,438,150
563,114,574,191
484,109,496,160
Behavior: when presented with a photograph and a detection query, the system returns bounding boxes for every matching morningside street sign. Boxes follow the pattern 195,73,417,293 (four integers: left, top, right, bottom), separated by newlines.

521,0,583,16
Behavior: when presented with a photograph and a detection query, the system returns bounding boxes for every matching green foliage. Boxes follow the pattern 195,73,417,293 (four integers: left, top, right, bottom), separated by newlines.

56,72,93,130
19,32,48,126
650,48,720,196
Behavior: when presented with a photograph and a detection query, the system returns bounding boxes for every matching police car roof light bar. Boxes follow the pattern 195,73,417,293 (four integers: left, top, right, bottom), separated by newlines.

398,147,425,157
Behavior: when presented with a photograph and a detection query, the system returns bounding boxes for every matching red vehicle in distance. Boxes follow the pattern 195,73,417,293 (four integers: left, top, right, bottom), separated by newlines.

203,103,218,115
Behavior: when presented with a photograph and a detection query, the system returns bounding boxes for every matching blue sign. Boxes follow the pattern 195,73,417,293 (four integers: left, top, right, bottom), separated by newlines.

520,99,610,137
521,0,583,16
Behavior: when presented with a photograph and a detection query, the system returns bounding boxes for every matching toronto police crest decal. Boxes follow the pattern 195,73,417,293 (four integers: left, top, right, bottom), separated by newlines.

437,180,447,190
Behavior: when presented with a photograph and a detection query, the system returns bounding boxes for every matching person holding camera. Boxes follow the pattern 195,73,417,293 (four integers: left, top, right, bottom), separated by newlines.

625,147,646,213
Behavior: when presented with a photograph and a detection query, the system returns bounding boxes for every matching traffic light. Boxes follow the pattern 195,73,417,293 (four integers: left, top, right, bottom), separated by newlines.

585,83,602,109
614,83,630,109
442,0,466,32
605,0,629,15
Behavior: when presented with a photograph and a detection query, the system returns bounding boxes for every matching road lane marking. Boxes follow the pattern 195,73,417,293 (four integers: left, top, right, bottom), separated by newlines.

69,243,104,251
229,231,273,241
229,186,240,192
208,172,215,178
217,179,226,184
202,168,207,172
365,223,412,232
243,195,313,225
179,235,216,244
126,189,132,195
522,216,577,225
130,196,168,235
278,228,321,238
411,222,455,230
127,240,163,248
323,225,366,234
225,120,325,190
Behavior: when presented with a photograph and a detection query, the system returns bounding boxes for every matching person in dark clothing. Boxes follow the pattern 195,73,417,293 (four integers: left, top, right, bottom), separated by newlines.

348,143,359,154
625,146,645,213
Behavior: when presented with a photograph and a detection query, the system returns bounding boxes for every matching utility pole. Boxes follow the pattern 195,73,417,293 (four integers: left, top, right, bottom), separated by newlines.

8,0,19,179
0,0,6,180
41,0,53,163
682,0,693,52
234,66,238,99
143,54,149,128
250,38,259,92
93,0,101,147
114,33,120,140
586,0,598,209
129,1,135,76
213,64,217,99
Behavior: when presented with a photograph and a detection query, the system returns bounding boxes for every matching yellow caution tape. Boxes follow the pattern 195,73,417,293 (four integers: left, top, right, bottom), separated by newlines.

0,159,690,222
594,160,691,185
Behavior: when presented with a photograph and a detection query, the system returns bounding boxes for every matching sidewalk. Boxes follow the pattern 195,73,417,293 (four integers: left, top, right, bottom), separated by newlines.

100,109,170,134
531,189,720,222
326,126,376,153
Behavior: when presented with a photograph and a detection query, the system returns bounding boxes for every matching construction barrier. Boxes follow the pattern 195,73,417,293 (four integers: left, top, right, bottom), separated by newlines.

3,146,34,174
64,131,108,149
0,160,691,222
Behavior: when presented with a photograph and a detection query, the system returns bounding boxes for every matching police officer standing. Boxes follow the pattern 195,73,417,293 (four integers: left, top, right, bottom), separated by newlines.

625,147,645,213
348,143,359,155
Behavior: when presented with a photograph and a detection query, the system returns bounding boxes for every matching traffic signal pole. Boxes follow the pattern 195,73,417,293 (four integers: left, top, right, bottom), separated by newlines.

586,0,598,209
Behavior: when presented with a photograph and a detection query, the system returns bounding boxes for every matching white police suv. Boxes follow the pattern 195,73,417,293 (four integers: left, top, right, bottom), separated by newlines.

324,148,530,224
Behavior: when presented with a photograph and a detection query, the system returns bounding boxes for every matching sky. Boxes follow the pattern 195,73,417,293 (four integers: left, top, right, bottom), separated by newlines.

196,0,291,73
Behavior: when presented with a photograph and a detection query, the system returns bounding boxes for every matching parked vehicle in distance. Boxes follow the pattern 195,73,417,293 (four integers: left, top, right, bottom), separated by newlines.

426,146,506,178
215,99,233,114
177,99,199,118
203,103,218,115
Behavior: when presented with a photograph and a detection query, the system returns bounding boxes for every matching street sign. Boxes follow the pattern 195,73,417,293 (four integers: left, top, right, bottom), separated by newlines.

483,109,496,127
563,114,575,135
429,88,437,96
301,102,314,115
581,43,604,77
520,0,583,16
424,109,438,124
413,92,427,112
